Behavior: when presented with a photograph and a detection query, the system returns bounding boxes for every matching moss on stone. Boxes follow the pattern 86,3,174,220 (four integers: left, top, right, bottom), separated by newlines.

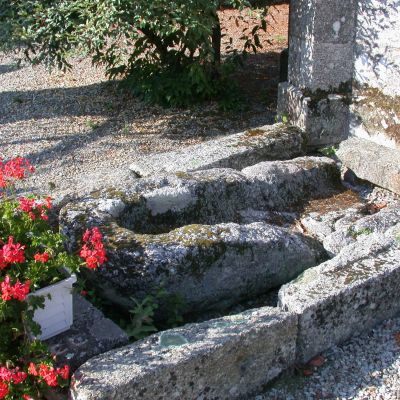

302,81,352,114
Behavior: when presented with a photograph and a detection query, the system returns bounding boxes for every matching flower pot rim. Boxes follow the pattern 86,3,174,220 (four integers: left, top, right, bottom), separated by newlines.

28,273,77,297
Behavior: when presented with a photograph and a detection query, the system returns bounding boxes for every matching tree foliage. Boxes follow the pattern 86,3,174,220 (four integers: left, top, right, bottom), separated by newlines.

1,0,269,107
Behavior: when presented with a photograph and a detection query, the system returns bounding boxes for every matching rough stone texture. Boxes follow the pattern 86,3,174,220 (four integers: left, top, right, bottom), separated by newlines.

279,0,400,151
129,123,306,177
279,224,400,363
351,0,400,150
288,0,357,91
301,200,400,256
62,156,340,238
277,0,359,146
322,203,400,255
70,307,297,400
337,137,400,195
353,0,400,98
300,206,365,242
65,222,326,314
46,295,128,372
277,83,350,147
350,88,400,151
60,157,339,312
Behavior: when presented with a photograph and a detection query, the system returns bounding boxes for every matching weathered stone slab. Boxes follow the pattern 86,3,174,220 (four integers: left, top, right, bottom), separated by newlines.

242,157,341,209
322,203,400,255
62,157,340,237
129,123,306,177
65,222,326,313
300,206,365,242
337,137,400,194
279,224,400,363
70,307,297,400
46,295,128,372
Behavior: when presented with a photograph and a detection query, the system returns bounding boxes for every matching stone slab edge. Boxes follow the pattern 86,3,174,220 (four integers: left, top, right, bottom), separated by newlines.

337,136,400,195
46,295,129,372
129,123,305,177
279,226,400,363
70,307,297,400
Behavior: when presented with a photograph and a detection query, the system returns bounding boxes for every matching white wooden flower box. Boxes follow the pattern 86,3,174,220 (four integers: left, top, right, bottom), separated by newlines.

28,274,76,340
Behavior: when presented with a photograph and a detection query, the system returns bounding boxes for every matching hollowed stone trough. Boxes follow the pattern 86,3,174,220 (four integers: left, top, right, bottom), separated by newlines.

62,155,400,400
61,156,338,314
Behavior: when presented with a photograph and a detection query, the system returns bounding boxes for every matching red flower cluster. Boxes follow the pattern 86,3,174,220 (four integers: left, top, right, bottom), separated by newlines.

0,276,30,301
0,366,28,399
34,252,50,263
80,227,107,269
0,366,27,384
0,382,8,399
0,236,26,270
28,363,69,387
0,157,34,189
18,196,52,221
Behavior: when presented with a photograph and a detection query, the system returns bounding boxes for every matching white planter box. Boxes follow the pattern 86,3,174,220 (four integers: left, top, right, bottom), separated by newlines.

28,274,76,340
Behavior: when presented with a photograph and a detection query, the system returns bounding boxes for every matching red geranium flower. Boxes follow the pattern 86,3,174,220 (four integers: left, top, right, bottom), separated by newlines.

11,369,27,384
38,364,59,387
12,280,30,301
80,228,107,269
0,276,30,302
0,382,9,399
1,236,25,264
0,366,12,382
56,365,69,380
0,276,13,301
28,363,38,377
34,252,50,263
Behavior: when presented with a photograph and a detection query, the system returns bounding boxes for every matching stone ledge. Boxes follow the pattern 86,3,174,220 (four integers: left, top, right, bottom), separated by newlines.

129,123,306,177
70,307,297,400
337,137,400,195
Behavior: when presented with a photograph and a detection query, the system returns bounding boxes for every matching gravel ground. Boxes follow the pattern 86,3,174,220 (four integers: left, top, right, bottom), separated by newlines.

256,315,400,400
0,5,289,201
0,53,276,200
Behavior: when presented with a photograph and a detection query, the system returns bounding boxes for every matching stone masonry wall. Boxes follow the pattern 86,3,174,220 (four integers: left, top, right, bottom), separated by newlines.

278,0,400,153
351,0,400,150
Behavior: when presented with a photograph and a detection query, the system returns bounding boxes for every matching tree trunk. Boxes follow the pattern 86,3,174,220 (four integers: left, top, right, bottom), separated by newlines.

211,17,221,65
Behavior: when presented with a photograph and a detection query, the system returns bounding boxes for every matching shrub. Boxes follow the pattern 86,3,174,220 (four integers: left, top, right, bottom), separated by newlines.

0,0,269,107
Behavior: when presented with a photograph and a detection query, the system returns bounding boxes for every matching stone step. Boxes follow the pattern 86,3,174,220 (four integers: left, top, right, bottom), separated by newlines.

337,137,400,195
129,123,306,177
